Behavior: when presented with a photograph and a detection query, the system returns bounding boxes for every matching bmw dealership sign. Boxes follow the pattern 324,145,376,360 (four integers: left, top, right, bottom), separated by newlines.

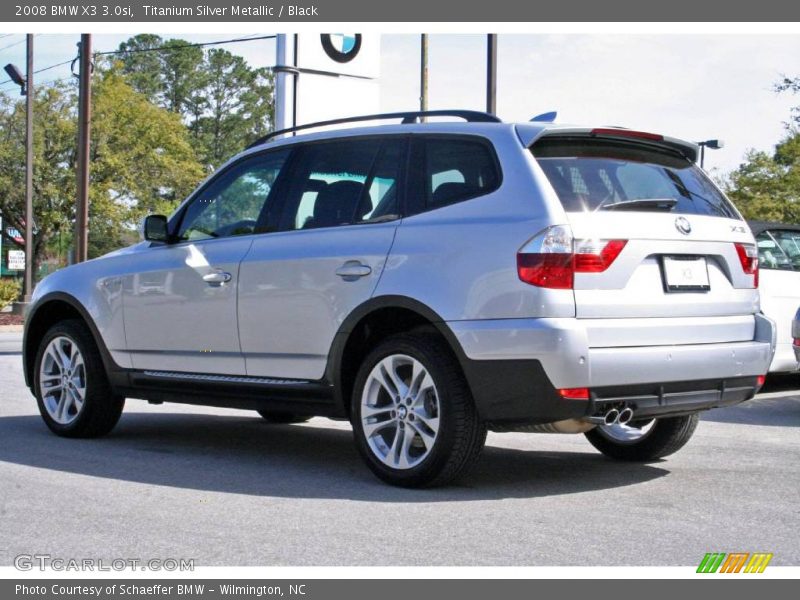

321,34,363,63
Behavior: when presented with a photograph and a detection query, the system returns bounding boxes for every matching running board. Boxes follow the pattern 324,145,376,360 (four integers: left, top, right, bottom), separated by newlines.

142,370,310,386
119,369,341,417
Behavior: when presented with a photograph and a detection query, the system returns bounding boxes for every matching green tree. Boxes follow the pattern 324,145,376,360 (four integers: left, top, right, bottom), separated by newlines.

0,69,205,273
88,68,205,256
0,83,77,276
723,77,800,222
115,36,274,168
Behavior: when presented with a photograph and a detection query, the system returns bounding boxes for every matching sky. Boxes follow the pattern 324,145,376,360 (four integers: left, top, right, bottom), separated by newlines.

0,33,798,174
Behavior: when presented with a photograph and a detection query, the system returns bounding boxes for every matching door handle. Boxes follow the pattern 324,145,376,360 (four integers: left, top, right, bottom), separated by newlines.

336,261,372,281
202,270,232,286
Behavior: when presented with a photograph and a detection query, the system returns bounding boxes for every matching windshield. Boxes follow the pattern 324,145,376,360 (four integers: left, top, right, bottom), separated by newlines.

532,138,739,219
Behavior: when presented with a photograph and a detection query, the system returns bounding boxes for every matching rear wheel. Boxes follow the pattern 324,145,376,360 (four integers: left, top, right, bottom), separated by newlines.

351,332,486,488
256,411,312,424
34,319,124,438
584,414,699,461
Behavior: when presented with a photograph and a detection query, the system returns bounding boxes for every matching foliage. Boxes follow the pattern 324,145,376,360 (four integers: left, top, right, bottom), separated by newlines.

0,278,21,309
116,34,274,167
723,79,800,223
0,69,205,268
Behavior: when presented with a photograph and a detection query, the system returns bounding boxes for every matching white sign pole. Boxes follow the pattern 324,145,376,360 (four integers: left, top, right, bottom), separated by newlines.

274,34,297,135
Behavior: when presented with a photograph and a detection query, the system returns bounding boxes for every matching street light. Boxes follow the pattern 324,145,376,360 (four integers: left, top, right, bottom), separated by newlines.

3,34,34,307
697,139,724,169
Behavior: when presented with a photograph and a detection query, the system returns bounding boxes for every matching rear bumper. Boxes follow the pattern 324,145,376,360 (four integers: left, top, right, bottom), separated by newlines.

449,313,775,424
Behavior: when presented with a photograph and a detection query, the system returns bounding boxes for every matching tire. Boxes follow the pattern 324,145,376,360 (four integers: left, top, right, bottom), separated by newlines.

256,410,312,424
351,332,486,488
33,319,125,438
584,414,699,461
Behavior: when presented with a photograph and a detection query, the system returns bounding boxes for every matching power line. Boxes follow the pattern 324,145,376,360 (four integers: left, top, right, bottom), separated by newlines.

0,59,72,88
0,33,275,89
95,34,276,57
0,36,28,53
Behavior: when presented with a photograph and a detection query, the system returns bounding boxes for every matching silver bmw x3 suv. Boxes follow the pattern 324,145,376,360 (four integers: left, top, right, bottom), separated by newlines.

23,110,775,487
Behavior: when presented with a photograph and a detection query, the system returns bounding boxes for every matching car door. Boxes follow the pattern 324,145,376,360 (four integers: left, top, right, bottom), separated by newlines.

122,149,290,375
237,137,405,379
755,228,800,369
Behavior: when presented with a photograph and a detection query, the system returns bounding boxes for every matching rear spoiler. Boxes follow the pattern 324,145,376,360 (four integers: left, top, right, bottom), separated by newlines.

517,125,699,163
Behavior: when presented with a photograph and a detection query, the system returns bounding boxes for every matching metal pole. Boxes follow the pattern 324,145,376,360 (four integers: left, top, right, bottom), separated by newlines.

486,34,497,115
75,34,91,263
23,34,33,300
700,144,706,169
274,34,296,134
420,34,428,115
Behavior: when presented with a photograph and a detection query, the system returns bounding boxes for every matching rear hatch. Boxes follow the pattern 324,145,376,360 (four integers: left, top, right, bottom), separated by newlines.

528,131,759,345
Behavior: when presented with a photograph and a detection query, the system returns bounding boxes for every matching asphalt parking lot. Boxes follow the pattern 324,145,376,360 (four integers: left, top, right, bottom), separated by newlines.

1,330,798,566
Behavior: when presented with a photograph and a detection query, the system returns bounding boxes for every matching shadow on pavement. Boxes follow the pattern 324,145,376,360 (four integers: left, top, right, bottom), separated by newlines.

702,394,800,427
0,411,667,501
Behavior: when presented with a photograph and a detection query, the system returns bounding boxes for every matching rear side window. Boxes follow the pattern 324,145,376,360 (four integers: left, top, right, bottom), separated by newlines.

532,138,739,219
280,138,403,231
757,230,800,270
408,137,501,214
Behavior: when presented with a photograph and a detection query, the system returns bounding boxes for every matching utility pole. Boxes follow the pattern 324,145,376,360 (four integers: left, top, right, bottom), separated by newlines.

23,34,33,301
74,34,92,263
486,34,497,115
420,34,428,116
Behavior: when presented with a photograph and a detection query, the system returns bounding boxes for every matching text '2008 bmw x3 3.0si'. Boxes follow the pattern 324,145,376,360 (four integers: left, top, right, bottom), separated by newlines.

23,110,776,487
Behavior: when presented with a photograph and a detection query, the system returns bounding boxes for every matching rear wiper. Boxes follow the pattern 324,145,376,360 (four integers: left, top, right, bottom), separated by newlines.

598,198,678,212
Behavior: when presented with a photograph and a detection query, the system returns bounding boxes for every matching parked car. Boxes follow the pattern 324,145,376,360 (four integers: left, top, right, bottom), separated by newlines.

793,306,800,364
749,221,800,372
23,111,775,487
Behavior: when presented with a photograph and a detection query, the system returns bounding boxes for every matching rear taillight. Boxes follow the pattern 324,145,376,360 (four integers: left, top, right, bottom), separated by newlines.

734,242,759,287
517,225,627,289
558,387,590,400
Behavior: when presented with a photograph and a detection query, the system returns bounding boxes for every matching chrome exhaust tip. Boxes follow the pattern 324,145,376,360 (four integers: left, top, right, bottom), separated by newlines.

618,407,634,425
603,409,620,426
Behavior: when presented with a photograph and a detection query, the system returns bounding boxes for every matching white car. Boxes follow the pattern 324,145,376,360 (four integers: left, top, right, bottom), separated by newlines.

751,221,800,372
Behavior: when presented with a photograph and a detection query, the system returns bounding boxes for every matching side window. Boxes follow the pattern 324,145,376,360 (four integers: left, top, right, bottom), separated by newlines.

177,150,289,241
756,232,792,270
767,230,800,270
424,138,500,210
281,138,403,231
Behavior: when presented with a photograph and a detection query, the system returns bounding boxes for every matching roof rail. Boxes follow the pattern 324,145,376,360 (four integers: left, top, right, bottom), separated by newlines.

246,110,502,149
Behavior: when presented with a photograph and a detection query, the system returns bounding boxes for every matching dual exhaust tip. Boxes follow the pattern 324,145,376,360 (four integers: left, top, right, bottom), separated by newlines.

603,407,634,426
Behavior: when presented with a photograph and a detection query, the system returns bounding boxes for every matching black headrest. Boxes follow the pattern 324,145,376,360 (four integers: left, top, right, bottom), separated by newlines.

312,180,365,228
432,182,473,207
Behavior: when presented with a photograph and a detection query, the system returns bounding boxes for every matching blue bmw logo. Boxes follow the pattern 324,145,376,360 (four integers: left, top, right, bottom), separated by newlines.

321,34,362,63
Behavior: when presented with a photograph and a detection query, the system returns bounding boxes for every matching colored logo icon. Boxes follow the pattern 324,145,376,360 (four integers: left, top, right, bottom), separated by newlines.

321,34,362,63
696,552,773,573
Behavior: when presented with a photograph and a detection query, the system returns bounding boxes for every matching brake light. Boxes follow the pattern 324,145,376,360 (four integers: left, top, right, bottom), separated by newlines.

590,128,664,142
756,375,766,387
734,242,758,287
558,387,590,400
517,225,627,289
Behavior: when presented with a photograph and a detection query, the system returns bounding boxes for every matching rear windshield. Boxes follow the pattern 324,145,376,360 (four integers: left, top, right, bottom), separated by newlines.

532,138,739,219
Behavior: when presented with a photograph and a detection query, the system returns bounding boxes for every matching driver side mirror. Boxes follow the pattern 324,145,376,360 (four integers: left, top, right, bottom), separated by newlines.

141,214,169,243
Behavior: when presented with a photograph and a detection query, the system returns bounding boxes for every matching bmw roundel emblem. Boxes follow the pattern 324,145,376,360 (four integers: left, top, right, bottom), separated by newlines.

675,216,692,235
321,34,362,63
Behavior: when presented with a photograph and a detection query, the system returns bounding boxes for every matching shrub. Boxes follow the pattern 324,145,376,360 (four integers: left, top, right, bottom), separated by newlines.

0,278,21,310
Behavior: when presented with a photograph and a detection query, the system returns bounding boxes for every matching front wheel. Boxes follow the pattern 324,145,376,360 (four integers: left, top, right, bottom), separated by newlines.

351,333,486,488
34,319,125,438
584,414,699,461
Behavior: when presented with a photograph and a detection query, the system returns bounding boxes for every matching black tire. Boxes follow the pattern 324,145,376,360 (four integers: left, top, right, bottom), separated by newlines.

256,411,312,424
33,319,125,438
584,414,699,461
351,332,486,488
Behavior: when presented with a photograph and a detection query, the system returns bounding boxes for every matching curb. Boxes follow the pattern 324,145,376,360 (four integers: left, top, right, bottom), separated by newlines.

0,325,23,333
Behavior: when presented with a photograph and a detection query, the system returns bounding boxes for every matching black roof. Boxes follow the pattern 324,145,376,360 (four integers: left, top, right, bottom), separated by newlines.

748,220,800,236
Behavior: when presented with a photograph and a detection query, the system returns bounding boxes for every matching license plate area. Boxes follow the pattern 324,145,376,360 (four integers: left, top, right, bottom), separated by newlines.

661,256,710,292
